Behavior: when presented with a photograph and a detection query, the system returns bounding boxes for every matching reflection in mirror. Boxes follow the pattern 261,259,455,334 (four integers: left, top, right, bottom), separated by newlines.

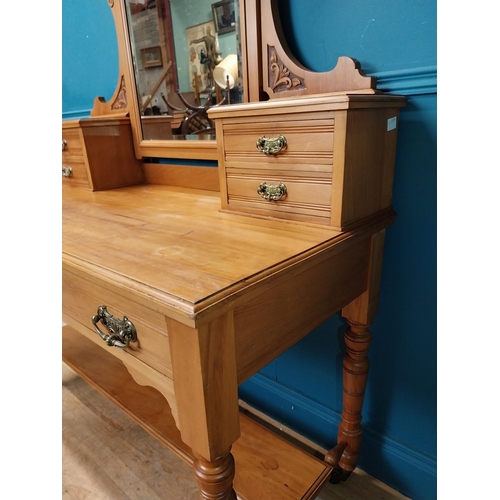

124,0,243,142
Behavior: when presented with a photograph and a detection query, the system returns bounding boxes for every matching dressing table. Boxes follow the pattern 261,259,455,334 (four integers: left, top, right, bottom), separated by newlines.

62,1,405,498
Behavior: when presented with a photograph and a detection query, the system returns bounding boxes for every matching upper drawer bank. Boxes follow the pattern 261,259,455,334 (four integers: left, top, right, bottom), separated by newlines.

209,93,406,230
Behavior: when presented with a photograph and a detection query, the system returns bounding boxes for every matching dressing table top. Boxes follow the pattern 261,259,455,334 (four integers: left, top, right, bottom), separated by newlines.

62,184,392,326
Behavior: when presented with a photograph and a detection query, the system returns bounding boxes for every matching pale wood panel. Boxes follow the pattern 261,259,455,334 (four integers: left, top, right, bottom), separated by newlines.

167,314,241,462
331,108,401,228
63,361,410,500
143,163,220,191
234,238,369,383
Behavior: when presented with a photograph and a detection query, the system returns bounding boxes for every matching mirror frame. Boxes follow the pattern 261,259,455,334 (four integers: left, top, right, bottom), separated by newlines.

92,0,262,161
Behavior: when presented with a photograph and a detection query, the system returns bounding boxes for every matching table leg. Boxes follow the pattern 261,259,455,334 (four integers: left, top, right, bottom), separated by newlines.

193,449,237,500
325,230,386,482
167,313,240,500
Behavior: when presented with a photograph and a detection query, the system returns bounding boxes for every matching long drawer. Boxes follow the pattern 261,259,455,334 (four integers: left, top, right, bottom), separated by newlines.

62,267,172,379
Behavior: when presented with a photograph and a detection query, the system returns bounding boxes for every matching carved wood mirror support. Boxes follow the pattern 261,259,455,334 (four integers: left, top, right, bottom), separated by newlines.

260,0,377,99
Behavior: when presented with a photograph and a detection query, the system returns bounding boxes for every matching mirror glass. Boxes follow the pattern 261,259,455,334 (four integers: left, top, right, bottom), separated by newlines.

124,0,244,142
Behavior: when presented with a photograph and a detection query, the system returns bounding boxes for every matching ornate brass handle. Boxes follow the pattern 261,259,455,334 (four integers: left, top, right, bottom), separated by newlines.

256,134,287,155
62,166,73,177
92,305,137,349
257,182,287,201
62,139,67,150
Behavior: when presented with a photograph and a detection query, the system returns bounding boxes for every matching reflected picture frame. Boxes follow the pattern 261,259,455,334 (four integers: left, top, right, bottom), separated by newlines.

141,46,163,68
212,0,235,35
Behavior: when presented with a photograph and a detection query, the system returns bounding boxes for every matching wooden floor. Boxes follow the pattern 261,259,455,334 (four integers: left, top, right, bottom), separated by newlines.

62,363,410,500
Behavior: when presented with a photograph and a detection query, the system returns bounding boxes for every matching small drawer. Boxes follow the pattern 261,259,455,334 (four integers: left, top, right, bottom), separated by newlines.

222,116,335,173
62,128,85,161
226,169,332,224
62,268,172,378
61,159,90,188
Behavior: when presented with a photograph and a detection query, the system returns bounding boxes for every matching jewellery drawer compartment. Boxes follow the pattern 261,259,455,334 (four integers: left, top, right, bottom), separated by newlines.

62,267,172,379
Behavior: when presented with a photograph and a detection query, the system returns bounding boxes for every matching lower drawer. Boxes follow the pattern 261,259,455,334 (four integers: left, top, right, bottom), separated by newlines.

62,267,172,378
225,169,332,224
62,159,90,188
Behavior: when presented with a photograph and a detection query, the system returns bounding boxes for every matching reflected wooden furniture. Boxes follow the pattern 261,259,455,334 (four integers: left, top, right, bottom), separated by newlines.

141,115,174,140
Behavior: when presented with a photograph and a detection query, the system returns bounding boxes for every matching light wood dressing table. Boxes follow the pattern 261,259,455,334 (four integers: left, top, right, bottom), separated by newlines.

62,1,406,498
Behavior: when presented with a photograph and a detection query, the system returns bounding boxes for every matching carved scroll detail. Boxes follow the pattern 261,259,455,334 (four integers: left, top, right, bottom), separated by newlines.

111,76,127,109
268,46,306,92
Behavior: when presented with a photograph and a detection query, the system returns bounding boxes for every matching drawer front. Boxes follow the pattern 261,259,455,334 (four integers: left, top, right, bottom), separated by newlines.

61,159,90,188
62,268,172,378
62,128,84,159
226,169,332,223
62,127,90,188
222,116,334,172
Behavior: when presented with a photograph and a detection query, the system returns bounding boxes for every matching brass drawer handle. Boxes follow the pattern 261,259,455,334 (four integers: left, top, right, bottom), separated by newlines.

92,305,137,349
257,182,287,201
256,134,287,155
62,166,73,177
62,139,67,151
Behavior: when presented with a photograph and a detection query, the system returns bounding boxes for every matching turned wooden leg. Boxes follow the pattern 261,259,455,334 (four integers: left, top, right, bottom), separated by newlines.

325,231,385,482
325,320,372,482
193,448,237,500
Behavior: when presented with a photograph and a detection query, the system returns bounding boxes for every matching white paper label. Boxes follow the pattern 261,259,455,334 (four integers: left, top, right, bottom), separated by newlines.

387,116,397,131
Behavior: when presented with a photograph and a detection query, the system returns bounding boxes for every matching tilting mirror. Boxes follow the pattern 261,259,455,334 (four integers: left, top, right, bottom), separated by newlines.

123,0,244,143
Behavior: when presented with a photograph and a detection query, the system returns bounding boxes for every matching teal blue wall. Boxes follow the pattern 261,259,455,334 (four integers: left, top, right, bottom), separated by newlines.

62,2,437,499
62,0,118,118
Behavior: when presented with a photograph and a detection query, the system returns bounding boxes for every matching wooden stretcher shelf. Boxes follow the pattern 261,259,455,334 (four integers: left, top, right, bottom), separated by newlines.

62,325,332,500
